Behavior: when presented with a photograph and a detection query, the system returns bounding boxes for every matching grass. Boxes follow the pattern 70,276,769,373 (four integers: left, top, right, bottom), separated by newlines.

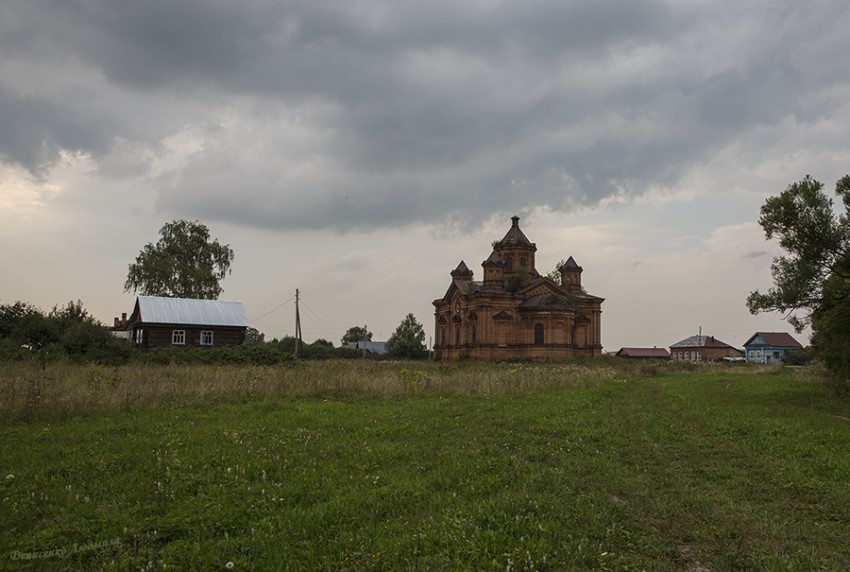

1,360,850,570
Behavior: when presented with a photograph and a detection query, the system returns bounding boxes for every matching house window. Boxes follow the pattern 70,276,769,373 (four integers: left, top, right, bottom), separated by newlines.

685,351,690,361
201,330,214,346
534,323,544,345
134,328,144,345
172,330,186,345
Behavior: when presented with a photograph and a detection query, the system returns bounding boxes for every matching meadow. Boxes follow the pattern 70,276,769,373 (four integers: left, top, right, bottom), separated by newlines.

1,360,850,571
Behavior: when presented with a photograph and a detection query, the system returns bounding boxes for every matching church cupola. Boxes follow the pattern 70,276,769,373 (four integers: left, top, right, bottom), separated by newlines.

492,215,537,275
558,256,583,292
482,250,504,288
451,260,473,280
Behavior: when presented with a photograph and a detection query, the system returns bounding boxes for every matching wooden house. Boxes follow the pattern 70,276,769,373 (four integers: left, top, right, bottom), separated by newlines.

743,332,802,364
127,296,249,350
670,335,742,362
615,347,671,359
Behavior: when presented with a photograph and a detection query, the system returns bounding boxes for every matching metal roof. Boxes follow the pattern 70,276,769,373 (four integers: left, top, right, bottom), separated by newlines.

670,335,735,349
743,332,802,348
135,296,249,327
494,216,537,250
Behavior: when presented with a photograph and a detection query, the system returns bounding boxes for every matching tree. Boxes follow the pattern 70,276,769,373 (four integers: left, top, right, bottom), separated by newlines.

0,301,42,339
506,267,530,293
547,260,566,284
341,325,372,346
244,327,265,345
747,174,850,385
125,220,235,299
746,175,850,331
385,313,427,359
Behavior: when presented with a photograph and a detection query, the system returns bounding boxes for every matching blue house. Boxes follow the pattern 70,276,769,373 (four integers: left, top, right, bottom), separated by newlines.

743,332,802,364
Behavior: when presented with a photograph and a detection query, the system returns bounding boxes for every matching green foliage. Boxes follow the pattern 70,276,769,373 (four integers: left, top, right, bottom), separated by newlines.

303,339,337,360
341,325,372,345
781,345,816,366
747,174,850,388
61,322,124,364
244,327,265,345
547,259,567,283
0,300,135,365
385,313,427,359
0,301,42,339
747,175,850,331
541,292,580,309
506,266,530,293
269,335,298,354
132,344,294,366
12,312,61,349
124,219,235,299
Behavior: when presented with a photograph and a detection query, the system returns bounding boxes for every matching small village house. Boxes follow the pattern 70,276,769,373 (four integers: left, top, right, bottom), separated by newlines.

743,332,803,364
670,335,742,362
126,296,249,350
342,341,388,355
615,347,671,360
433,216,603,361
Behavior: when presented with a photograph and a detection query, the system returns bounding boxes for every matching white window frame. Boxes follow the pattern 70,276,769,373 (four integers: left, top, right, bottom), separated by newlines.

172,330,186,345
201,330,214,346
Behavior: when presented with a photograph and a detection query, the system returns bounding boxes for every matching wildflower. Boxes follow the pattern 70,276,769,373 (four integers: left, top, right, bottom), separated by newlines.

4,474,13,481
225,562,235,569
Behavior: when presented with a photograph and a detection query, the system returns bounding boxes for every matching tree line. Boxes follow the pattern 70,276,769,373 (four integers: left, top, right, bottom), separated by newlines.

0,298,427,365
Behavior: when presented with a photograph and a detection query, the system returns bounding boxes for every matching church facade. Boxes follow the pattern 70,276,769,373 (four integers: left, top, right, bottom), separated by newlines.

433,216,603,361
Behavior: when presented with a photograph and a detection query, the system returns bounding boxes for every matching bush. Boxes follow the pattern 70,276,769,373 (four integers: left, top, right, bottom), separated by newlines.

131,344,294,366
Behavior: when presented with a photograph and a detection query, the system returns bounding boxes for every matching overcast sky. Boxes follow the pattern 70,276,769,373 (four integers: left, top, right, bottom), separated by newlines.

2,0,849,350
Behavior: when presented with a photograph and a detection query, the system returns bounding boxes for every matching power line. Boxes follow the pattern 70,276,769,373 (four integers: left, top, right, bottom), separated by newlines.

249,296,294,323
301,295,346,331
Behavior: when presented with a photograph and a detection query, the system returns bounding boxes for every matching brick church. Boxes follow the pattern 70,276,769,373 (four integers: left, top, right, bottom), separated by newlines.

433,216,603,361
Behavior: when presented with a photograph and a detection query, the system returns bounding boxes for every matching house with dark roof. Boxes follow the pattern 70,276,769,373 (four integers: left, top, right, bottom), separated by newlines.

342,341,388,355
126,296,249,350
743,332,803,364
670,335,742,362
433,216,604,361
615,347,671,359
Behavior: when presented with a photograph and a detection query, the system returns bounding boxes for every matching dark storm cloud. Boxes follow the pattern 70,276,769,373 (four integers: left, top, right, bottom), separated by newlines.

2,0,849,231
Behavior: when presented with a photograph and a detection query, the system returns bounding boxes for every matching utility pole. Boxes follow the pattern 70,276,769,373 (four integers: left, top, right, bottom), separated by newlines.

294,289,302,358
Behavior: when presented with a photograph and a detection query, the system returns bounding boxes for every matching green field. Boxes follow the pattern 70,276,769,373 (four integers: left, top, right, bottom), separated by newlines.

2,361,850,570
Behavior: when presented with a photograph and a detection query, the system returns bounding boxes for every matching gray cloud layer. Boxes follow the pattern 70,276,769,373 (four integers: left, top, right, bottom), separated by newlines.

2,0,849,230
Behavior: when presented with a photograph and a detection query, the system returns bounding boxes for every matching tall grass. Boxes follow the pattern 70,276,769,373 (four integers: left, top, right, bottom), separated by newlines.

0,360,624,422
0,358,813,423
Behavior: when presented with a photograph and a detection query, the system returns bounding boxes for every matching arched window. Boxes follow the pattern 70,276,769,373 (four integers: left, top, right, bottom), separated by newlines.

534,323,544,345
455,326,461,346
471,324,477,345
520,257,527,269
505,256,513,272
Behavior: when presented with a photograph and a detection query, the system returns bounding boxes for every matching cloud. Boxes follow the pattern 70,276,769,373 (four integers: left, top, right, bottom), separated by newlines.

2,0,850,232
